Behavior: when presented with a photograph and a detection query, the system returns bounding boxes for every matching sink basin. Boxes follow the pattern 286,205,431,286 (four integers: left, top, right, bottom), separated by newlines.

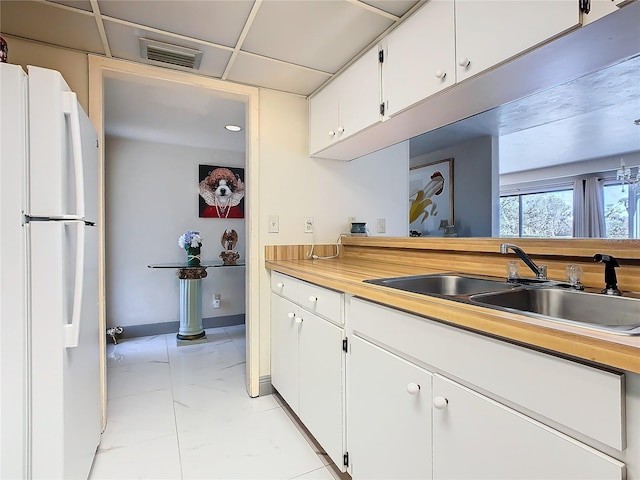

364,274,516,297
471,288,640,335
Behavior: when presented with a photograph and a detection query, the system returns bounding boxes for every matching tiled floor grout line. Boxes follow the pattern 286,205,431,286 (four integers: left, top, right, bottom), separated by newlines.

165,334,185,480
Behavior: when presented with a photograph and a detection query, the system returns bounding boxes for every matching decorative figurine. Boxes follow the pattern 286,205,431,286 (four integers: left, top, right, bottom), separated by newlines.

220,229,240,266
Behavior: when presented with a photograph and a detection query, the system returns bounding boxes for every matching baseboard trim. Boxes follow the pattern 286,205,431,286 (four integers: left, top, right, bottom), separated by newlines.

259,375,273,396
111,314,245,340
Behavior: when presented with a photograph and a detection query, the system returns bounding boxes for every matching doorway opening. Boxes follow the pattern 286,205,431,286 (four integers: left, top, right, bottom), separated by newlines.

90,57,260,430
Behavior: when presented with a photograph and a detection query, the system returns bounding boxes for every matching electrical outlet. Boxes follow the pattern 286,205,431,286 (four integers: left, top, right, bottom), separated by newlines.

304,217,314,233
377,218,386,233
268,215,279,233
213,293,221,309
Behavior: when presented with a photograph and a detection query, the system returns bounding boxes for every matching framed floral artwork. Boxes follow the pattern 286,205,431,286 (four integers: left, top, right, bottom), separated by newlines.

409,158,454,236
198,165,245,218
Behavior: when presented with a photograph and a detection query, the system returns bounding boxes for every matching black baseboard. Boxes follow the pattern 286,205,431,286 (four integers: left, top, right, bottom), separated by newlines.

110,314,245,340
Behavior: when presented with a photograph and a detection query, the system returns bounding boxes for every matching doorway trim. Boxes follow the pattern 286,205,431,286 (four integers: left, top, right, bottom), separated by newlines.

88,56,261,430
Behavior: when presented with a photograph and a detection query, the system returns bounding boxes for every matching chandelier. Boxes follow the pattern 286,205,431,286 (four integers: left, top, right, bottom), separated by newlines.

616,158,640,193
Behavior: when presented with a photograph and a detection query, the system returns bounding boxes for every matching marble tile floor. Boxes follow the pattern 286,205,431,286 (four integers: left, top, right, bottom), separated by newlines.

89,325,347,480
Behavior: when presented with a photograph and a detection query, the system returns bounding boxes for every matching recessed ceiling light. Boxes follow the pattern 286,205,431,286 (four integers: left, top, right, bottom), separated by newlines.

225,125,242,132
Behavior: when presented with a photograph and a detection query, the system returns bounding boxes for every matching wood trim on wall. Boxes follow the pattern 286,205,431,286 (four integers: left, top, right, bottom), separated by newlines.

339,238,640,292
265,244,338,261
340,236,640,260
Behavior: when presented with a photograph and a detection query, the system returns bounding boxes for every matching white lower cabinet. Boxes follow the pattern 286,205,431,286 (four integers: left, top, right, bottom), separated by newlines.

270,279,346,472
272,281,630,479
348,336,432,479
298,308,344,469
346,297,628,479
270,294,300,413
432,374,625,480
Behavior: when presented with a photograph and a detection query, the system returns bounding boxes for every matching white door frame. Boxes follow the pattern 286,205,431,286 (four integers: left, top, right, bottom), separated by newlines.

88,56,261,430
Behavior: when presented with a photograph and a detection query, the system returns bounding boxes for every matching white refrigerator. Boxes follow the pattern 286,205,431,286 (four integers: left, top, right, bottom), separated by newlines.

1,64,101,479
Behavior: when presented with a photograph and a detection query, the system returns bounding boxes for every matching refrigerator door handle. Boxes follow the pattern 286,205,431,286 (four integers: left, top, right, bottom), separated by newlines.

62,91,85,219
64,221,85,349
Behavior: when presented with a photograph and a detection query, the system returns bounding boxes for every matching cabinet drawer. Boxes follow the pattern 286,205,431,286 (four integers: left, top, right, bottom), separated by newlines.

270,272,299,303
298,280,343,325
350,297,625,450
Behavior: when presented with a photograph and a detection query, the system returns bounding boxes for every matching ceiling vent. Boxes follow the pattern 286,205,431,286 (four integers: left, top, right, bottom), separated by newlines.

139,38,203,70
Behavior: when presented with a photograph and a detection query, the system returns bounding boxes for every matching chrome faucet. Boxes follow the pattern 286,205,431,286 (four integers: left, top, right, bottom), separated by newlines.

499,243,547,279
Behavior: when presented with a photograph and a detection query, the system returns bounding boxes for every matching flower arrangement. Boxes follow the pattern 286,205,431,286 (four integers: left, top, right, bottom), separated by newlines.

178,230,203,249
178,230,203,266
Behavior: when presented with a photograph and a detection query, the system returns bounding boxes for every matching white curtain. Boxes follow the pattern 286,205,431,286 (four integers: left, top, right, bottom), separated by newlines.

573,177,605,237
583,177,605,237
573,179,585,237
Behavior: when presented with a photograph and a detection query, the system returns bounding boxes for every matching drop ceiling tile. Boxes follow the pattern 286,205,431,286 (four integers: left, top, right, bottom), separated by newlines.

47,0,93,12
226,52,331,96
103,19,232,79
0,0,104,54
242,0,395,73
361,0,419,18
98,0,253,48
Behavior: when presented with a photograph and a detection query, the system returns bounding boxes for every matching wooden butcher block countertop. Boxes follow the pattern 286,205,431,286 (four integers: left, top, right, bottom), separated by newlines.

266,256,640,375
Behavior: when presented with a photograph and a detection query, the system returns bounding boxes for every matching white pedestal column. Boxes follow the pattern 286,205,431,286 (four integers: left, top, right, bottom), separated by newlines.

176,267,207,344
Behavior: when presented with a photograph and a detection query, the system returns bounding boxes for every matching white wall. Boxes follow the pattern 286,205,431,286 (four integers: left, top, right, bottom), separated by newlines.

3,35,89,112
410,136,498,237
257,88,410,374
105,137,246,327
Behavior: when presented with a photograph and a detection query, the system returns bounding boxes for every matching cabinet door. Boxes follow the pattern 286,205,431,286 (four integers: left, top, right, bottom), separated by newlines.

298,310,345,471
455,1,580,82
582,0,626,26
432,375,625,480
382,0,455,117
270,294,299,413
309,79,339,155
347,336,432,480
337,46,381,142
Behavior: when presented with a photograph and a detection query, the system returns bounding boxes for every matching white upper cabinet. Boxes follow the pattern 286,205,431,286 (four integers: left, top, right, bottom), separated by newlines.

309,46,381,156
309,78,339,156
454,0,581,82
382,0,456,117
309,0,584,159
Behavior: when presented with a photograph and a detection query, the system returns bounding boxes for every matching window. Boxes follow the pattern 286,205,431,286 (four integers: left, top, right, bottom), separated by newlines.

602,182,638,239
500,189,573,238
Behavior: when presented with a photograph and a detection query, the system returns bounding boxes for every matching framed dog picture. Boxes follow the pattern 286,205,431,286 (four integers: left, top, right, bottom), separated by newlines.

409,158,453,236
198,165,245,218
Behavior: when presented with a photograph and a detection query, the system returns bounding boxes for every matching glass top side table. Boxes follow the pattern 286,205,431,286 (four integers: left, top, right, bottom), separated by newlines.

148,261,245,345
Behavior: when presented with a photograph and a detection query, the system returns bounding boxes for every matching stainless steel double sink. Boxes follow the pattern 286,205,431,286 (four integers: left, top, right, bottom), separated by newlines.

364,273,640,336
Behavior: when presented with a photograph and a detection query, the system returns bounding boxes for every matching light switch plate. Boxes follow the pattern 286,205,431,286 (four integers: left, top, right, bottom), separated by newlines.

268,215,279,233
